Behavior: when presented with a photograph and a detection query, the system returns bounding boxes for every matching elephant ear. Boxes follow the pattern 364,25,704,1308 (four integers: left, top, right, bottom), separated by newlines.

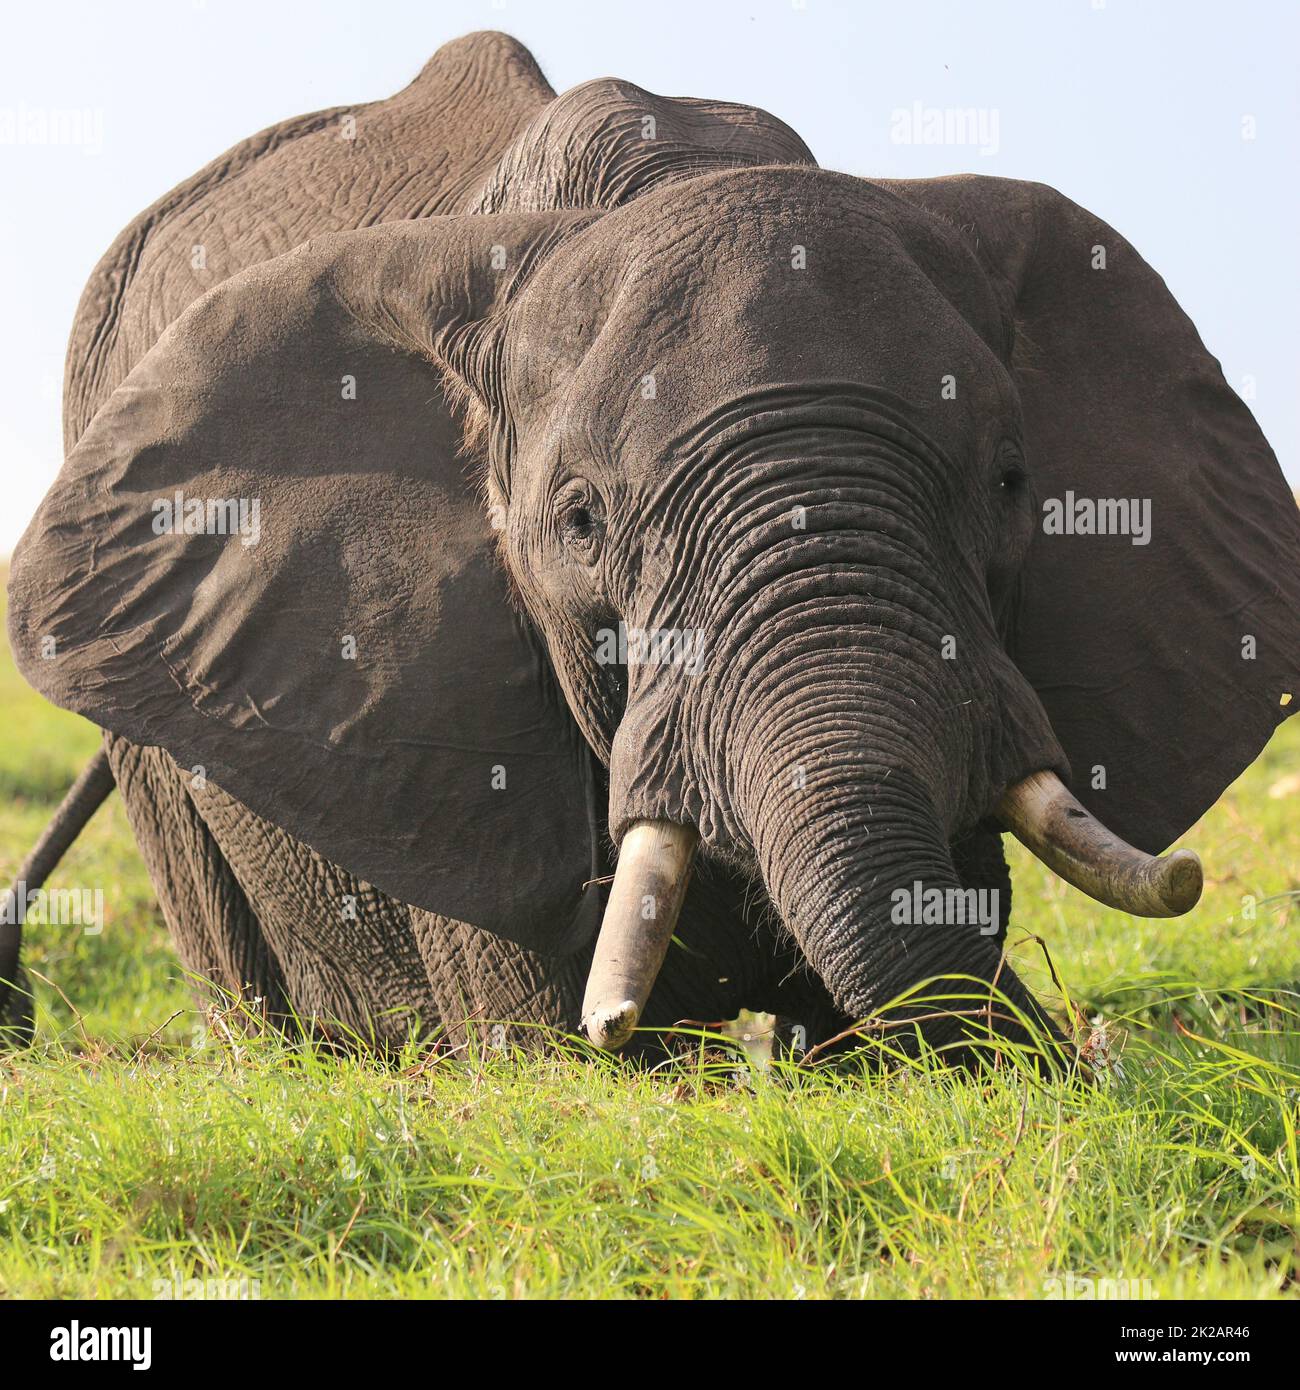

882,174,1300,852
8,214,606,953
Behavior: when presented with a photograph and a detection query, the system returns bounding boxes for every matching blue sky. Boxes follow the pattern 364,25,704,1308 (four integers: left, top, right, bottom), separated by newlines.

2,0,1295,550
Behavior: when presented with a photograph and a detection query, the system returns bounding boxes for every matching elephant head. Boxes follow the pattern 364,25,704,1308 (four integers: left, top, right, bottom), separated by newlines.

10,57,1299,1059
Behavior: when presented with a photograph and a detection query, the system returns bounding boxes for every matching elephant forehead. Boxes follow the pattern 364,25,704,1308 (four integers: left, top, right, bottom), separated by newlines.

506,177,1012,449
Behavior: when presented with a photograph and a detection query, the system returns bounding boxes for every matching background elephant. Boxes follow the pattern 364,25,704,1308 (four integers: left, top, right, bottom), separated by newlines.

5,31,1298,1061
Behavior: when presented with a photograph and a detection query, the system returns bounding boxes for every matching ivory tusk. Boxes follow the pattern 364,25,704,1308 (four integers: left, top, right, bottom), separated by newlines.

998,770,1202,917
581,820,698,1048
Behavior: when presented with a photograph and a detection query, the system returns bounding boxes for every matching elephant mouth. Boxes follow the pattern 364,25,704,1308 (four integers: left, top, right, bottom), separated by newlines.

580,769,1202,1049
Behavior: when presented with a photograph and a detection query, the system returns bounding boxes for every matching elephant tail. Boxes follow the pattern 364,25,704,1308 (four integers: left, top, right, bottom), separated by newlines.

0,745,116,1043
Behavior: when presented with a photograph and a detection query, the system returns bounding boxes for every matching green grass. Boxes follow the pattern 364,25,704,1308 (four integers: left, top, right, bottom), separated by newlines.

0,585,1297,1299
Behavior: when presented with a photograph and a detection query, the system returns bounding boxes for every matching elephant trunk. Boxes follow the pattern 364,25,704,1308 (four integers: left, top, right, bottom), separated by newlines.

582,445,1202,1053
735,739,1054,1055
593,614,1064,1052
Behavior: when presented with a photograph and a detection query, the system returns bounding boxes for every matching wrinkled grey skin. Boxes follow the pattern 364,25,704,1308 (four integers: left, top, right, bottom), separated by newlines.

12,32,1298,1060
106,735,829,1051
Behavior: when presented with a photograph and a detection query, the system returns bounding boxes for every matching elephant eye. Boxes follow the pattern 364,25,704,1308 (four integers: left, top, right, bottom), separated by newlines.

995,444,1028,500
567,504,595,534
997,457,1028,497
555,479,605,562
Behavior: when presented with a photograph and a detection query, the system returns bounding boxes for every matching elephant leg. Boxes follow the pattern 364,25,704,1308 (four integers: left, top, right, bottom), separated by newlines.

105,735,293,1030
408,909,589,1052
192,780,438,1052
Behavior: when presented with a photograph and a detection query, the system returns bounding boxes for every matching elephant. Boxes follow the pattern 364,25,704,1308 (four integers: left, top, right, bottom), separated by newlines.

4,31,1298,1064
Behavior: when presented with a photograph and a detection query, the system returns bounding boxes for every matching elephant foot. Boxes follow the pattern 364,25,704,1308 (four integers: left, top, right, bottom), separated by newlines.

0,965,36,1048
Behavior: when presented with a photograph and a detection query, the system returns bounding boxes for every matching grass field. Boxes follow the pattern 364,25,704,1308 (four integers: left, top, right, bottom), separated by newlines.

0,597,1297,1300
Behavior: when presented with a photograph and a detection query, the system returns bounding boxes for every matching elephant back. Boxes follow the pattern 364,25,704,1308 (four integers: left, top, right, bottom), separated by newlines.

465,76,816,216
63,31,555,446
